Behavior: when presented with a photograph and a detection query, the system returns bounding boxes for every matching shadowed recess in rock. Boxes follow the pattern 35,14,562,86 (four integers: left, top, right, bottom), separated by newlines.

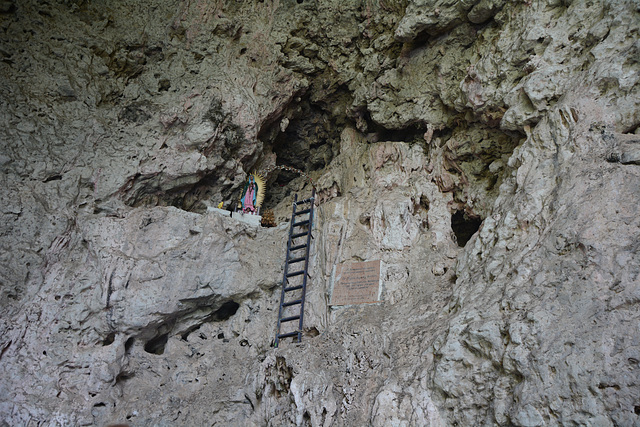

102,332,116,346
213,300,240,321
124,337,135,353
261,97,343,209
143,333,168,355
451,210,482,247
114,96,252,213
181,300,241,341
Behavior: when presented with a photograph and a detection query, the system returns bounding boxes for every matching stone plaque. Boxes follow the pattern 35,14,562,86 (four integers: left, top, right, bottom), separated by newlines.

331,260,381,305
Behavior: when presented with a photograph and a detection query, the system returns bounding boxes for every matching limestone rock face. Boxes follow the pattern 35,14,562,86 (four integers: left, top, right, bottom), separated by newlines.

1,0,639,426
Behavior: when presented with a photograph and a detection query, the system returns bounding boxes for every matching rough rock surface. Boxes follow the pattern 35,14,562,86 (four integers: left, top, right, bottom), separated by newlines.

1,0,639,426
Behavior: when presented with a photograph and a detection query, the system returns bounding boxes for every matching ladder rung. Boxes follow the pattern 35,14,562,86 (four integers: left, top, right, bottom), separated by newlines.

278,331,300,338
286,270,305,277
293,220,309,227
287,256,306,264
295,208,311,216
282,299,302,307
284,285,303,292
297,198,314,204
291,232,308,239
280,315,300,322
290,244,307,251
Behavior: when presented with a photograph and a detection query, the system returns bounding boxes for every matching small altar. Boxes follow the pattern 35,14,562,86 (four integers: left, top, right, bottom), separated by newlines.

207,206,262,227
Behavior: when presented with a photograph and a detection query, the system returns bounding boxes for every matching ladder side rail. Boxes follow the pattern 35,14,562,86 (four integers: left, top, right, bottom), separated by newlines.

296,188,315,343
275,194,299,347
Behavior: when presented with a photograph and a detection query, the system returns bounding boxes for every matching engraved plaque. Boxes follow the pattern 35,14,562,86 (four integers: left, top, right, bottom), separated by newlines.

330,260,381,305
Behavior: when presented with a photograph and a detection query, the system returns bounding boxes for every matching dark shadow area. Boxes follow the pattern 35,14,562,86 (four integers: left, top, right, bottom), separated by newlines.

262,99,342,209
180,300,240,341
102,332,115,346
364,116,426,143
213,300,240,321
143,333,168,355
451,210,482,247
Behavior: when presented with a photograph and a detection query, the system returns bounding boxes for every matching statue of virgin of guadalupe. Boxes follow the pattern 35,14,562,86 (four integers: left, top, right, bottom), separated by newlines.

240,173,265,214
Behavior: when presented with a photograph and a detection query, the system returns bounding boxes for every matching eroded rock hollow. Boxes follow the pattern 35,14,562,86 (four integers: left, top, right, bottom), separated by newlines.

1,0,639,425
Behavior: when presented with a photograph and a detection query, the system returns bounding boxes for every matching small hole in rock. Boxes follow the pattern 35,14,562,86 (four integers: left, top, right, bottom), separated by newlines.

214,301,240,321
420,195,430,212
102,332,115,346
125,337,135,352
451,210,482,247
218,333,225,339
158,78,171,91
144,333,168,355
43,174,62,183
635,406,640,415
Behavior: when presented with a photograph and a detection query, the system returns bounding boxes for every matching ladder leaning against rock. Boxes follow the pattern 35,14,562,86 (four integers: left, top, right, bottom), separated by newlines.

274,189,315,347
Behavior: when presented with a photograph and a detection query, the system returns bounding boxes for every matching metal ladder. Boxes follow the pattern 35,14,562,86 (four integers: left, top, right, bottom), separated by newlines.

275,189,315,347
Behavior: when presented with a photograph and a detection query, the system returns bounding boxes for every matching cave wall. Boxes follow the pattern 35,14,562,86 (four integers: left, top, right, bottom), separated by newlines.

1,0,639,426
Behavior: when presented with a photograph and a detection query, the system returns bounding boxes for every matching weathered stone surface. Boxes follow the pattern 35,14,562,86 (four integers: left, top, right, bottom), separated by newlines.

1,0,639,426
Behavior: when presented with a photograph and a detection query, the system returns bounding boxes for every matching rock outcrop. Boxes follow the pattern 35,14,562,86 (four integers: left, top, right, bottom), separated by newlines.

1,0,639,426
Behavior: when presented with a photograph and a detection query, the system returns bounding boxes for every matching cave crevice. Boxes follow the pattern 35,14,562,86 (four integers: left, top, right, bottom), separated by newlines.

451,210,482,247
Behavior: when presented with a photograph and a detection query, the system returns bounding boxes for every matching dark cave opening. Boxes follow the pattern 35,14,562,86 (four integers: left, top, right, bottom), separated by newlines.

213,300,240,321
118,90,348,215
371,125,425,143
115,78,440,217
361,110,426,143
261,99,342,209
143,333,168,355
451,210,482,247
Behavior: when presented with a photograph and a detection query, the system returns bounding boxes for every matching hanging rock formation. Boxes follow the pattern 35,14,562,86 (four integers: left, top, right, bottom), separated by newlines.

1,0,639,425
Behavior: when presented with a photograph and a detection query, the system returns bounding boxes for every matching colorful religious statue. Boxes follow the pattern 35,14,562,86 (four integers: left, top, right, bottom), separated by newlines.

236,166,314,216
240,172,265,214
